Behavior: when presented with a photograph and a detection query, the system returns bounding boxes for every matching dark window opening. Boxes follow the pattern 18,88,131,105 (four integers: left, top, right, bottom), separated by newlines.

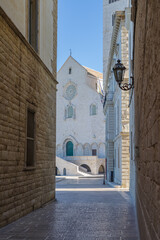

92,149,97,156
63,168,66,175
109,0,119,4
112,13,116,26
69,68,72,74
26,109,35,167
29,0,38,52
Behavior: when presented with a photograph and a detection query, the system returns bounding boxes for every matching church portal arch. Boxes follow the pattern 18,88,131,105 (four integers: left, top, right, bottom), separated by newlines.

63,136,78,157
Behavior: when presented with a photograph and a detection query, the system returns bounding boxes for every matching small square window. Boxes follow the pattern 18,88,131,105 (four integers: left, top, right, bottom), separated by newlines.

92,149,97,156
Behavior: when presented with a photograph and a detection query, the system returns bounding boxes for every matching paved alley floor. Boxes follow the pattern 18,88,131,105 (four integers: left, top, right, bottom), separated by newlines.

0,178,139,240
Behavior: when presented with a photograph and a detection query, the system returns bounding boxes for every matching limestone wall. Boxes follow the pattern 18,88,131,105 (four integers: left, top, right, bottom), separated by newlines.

134,0,160,239
0,9,57,227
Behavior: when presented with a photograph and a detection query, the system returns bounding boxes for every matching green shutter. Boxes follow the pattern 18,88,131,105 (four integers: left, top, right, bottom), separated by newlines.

68,106,73,118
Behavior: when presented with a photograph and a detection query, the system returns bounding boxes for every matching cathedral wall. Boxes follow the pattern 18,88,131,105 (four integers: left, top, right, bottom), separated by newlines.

56,57,105,159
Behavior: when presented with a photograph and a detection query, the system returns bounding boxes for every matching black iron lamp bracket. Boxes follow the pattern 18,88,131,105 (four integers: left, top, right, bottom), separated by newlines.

119,76,134,91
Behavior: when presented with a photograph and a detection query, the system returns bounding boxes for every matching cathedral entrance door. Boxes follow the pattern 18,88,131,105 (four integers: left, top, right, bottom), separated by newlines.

66,141,73,156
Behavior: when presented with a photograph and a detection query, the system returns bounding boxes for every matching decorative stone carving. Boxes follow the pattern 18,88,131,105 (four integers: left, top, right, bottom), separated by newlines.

64,83,77,100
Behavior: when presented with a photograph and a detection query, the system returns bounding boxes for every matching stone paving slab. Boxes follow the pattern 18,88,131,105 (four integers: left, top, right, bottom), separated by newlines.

0,178,139,240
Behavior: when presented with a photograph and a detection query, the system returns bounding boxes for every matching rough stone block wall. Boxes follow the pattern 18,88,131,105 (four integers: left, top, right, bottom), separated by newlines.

121,134,130,188
0,9,57,227
134,0,160,239
121,24,130,188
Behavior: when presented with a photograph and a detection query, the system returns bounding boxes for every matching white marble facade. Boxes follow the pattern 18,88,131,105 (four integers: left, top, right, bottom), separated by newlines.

56,56,105,174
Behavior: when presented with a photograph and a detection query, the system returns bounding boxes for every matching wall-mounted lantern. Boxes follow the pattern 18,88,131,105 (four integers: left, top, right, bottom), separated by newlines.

113,59,134,91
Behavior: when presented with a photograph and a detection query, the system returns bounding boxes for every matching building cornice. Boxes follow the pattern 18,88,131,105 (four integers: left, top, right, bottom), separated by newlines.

113,131,129,142
104,11,125,94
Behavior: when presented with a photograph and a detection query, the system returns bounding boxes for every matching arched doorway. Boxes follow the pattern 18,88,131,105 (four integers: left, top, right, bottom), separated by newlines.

55,167,60,176
66,141,73,156
98,165,104,174
63,168,66,175
80,164,91,172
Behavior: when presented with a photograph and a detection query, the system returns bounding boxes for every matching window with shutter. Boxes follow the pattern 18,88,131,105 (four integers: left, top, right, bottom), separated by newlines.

26,109,35,167
28,0,38,52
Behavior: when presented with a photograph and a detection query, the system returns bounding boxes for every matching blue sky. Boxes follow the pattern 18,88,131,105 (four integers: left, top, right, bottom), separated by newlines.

57,0,103,73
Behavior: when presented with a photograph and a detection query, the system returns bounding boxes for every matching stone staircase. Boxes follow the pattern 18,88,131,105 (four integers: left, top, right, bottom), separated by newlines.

56,157,93,176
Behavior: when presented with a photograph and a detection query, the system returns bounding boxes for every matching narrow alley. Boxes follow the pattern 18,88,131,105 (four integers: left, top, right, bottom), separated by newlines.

0,178,139,240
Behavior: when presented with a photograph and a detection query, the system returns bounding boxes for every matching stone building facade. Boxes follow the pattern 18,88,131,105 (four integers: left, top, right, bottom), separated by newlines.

0,0,57,76
133,0,160,239
0,1,57,227
56,56,105,175
103,0,128,85
103,11,130,188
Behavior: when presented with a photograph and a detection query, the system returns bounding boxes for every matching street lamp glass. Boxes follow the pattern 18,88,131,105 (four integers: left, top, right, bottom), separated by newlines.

113,59,126,84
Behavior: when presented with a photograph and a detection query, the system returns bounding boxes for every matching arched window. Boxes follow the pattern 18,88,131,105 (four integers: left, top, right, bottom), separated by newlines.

90,104,97,116
84,143,91,156
66,141,73,156
76,144,83,156
65,105,75,119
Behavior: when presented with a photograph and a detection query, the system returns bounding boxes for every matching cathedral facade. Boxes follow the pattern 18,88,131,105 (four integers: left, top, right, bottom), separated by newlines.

56,56,105,175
